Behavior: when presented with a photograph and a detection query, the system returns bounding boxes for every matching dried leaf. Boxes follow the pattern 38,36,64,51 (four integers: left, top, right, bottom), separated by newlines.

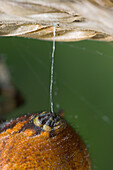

0,0,113,41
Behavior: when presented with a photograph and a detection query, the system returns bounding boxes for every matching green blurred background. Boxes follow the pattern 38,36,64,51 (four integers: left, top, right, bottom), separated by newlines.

0,37,113,170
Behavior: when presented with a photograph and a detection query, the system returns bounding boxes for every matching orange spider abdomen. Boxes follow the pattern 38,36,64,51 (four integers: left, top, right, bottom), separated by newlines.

0,112,91,169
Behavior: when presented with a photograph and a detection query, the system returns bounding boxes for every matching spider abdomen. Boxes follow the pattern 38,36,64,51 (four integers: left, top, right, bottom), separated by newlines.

0,112,91,169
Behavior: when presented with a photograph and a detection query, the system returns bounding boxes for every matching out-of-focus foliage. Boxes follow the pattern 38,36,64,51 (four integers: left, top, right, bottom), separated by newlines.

0,56,24,118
